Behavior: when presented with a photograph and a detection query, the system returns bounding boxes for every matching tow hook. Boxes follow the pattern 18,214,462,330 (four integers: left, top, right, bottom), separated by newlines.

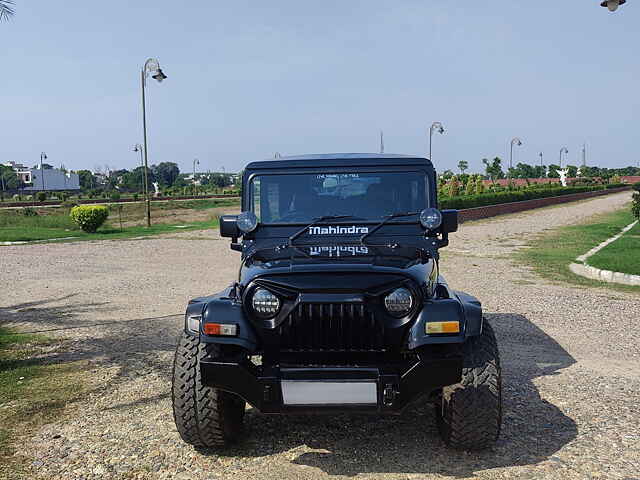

383,384,397,406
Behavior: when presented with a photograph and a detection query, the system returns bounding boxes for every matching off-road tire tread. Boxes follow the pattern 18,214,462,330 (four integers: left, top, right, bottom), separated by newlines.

437,320,502,450
171,332,245,448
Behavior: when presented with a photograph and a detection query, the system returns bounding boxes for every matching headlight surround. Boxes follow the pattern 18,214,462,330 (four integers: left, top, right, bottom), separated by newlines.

251,287,281,318
384,287,414,317
420,208,442,231
237,211,258,234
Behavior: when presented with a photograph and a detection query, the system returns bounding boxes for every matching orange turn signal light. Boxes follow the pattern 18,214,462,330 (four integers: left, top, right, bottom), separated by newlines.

426,321,460,334
203,323,238,336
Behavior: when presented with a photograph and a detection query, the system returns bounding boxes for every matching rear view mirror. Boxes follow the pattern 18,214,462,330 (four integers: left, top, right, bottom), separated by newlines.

441,210,458,234
220,215,241,238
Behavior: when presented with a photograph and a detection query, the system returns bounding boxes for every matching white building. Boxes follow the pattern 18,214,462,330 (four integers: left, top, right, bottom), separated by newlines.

2,162,80,191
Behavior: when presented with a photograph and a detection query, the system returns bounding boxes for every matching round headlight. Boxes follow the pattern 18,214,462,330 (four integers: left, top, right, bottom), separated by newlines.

251,288,280,318
384,287,414,317
420,208,442,231
237,211,258,233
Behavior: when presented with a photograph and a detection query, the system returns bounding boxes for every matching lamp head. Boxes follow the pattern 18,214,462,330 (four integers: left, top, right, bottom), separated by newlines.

601,0,625,12
151,68,167,83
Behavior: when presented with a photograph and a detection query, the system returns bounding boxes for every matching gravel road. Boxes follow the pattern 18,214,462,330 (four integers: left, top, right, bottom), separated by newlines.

1,191,638,480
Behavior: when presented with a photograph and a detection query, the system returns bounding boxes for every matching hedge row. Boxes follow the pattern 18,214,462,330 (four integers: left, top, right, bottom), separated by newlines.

439,185,618,210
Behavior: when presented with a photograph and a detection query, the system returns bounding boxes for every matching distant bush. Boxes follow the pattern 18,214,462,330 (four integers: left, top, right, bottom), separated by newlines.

109,191,121,200
69,205,109,233
132,193,139,201
36,191,47,202
632,185,640,220
605,183,627,189
61,200,79,209
439,185,605,210
22,207,38,217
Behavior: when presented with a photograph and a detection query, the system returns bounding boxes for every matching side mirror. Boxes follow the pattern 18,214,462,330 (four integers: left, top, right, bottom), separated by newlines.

441,209,458,234
220,215,240,239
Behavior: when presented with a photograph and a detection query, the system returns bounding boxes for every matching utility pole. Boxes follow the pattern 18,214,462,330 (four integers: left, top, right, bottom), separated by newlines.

582,143,587,168
379,130,384,154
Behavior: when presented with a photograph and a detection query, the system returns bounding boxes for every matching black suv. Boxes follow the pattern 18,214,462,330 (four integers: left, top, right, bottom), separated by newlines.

172,153,501,450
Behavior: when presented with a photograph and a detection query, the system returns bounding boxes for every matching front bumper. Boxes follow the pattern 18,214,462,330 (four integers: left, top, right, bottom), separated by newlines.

200,355,462,414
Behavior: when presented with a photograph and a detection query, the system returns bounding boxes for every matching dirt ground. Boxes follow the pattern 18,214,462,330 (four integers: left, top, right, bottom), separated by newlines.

0,191,638,480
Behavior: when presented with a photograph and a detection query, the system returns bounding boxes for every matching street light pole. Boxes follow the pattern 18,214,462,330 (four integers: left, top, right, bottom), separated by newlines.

559,147,569,168
193,158,200,196
140,58,168,227
509,138,523,170
40,152,47,192
429,122,445,161
133,144,145,200
539,152,544,177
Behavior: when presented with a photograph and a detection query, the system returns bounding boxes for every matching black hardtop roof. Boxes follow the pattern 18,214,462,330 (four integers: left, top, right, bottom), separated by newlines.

245,153,434,171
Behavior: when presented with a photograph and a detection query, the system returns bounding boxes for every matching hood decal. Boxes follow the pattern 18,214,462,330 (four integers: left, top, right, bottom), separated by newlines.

308,245,369,257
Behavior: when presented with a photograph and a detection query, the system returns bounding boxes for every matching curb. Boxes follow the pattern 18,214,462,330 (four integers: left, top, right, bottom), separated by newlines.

569,220,640,287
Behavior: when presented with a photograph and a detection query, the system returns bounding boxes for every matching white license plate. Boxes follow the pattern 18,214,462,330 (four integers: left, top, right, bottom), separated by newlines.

281,380,377,405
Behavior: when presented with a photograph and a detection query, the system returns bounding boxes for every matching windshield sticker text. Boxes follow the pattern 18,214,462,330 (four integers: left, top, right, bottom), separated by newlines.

308,225,369,235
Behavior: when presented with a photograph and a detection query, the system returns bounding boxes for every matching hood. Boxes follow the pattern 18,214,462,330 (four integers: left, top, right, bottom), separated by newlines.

239,243,437,287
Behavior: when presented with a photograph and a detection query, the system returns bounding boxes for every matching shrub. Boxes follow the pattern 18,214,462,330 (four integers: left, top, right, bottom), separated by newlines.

439,185,605,210
110,191,121,201
36,191,47,202
69,205,109,233
132,193,139,201
61,200,79,209
22,207,38,217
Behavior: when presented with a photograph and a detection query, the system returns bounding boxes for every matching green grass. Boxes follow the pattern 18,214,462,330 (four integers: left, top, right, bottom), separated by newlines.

0,327,85,479
517,207,640,292
588,221,640,276
0,219,220,243
0,197,239,243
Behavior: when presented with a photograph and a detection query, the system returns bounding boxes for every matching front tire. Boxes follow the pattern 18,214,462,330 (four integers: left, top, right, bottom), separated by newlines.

436,320,502,450
172,332,246,448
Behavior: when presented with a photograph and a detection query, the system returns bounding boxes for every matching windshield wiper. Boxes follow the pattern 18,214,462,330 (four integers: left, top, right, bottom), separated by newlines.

360,211,420,246
288,215,358,247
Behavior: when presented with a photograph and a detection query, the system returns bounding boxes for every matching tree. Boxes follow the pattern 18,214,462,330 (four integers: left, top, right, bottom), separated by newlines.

440,169,454,180
77,170,95,190
566,165,578,178
547,164,561,178
0,0,15,22
0,164,18,190
482,157,504,181
152,162,180,187
457,160,469,174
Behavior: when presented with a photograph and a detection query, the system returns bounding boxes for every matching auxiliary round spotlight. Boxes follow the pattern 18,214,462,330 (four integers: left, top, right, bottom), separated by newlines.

237,211,258,233
420,208,442,231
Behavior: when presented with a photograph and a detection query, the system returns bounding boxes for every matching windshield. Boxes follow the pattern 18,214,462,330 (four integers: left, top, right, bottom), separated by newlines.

250,171,427,224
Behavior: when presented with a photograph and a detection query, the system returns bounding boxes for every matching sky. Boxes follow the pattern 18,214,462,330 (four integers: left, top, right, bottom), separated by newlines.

1,1,639,175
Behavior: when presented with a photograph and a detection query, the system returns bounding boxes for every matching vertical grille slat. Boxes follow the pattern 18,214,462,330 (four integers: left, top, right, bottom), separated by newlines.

279,302,385,352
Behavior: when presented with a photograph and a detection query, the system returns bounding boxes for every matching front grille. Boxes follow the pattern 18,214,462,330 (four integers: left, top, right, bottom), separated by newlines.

277,303,385,352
